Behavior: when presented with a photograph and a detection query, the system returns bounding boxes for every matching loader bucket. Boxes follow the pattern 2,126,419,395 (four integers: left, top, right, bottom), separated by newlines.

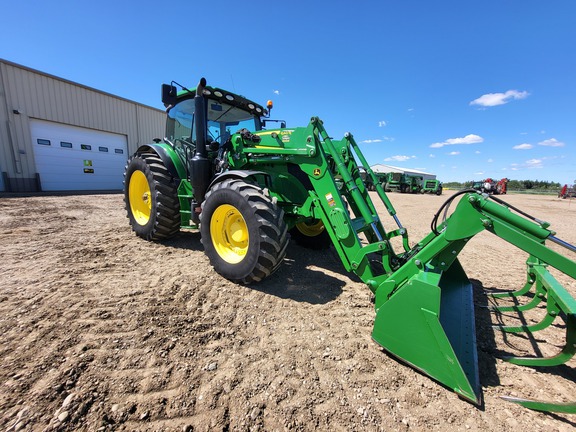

372,259,481,405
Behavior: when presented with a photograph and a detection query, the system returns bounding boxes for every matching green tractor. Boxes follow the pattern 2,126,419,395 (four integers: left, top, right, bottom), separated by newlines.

383,172,421,193
403,174,423,193
360,168,387,192
124,78,576,413
383,172,403,192
422,178,443,195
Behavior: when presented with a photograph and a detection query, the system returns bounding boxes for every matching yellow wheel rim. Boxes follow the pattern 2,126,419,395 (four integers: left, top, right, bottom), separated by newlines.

129,170,152,225
295,220,325,237
210,204,249,264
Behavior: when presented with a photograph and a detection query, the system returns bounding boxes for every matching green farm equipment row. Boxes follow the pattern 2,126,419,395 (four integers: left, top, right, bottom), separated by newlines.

124,78,576,413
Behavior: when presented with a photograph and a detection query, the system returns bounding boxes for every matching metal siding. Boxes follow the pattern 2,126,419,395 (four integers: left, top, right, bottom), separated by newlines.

0,59,165,191
0,62,11,189
135,104,165,152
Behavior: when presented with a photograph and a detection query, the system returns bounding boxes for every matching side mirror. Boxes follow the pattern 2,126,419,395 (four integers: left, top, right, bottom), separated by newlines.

161,84,178,107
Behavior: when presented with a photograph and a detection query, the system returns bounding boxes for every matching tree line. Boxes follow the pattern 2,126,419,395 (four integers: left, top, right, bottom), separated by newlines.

443,179,564,190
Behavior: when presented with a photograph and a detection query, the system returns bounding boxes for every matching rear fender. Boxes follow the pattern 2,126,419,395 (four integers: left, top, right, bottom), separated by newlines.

136,143,186,180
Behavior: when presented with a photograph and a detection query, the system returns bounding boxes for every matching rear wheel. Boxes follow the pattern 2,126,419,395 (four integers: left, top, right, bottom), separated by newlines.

124,152,180,241
200,179,288,284
289,219,332,250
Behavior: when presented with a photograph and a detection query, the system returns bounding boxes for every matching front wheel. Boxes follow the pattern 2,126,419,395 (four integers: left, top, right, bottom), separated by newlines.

200,179,289,284
289,219,332,250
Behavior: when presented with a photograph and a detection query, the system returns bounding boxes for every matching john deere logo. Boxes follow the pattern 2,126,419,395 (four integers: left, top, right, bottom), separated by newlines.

313,168,321,177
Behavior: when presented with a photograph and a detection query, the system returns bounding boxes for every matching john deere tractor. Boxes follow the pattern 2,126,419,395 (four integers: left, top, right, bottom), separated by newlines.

124,78,576,413
422,178,443,195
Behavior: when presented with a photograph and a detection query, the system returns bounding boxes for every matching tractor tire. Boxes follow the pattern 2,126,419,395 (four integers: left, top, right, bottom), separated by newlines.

200,178,289,284
289,220,332,250
124,152,181,241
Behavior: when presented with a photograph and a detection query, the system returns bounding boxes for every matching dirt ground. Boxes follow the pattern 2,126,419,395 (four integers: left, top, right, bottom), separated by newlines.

0,190,575,431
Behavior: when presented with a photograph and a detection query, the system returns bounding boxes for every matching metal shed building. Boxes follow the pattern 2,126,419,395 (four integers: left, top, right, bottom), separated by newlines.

370,163,436,181
0,59,165,192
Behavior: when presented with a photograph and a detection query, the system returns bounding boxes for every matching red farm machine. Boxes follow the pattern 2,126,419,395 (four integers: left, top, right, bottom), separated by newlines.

123,78,576,413
473,178,508,195
559,184,576,199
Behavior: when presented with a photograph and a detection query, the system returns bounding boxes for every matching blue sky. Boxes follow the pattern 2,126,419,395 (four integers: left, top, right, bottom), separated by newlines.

1,1,575,184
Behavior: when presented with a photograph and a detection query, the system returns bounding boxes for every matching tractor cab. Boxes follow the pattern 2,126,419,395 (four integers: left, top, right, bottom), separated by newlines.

162,82,266,148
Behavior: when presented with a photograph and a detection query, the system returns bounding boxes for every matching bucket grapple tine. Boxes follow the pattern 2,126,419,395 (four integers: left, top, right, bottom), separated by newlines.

489,257,538,300
489,259,546,313
489,280,544,313
494,265,576,366
490,257,576,413
489,278,534,299
500,396,576,414
502,311,576,367
492,301,558,333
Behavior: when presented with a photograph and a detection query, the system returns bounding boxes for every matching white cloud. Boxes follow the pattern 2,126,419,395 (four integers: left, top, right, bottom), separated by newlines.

538,138,565,147
383,155,416,162
430,134,483,148
474,171,484,176
361,136,395,144
487,158,494,163
273,90,280,95
378,120,387,127
475,150,481,154
509,156,557,171
429,154,436,158
526,158,543,168
470,90,529,107
513,143,533,150
448,151,460,156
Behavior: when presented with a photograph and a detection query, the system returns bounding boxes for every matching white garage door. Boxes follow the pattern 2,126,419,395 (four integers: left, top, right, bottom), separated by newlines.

30,119,128,191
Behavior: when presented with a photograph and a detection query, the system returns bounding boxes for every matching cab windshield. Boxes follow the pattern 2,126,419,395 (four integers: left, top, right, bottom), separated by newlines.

166,98,260,146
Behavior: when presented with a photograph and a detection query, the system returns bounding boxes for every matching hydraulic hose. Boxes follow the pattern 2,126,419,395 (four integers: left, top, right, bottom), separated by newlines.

431,188,477,235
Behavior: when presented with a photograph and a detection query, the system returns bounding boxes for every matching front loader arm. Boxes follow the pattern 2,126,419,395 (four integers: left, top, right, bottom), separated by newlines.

431,192,576,280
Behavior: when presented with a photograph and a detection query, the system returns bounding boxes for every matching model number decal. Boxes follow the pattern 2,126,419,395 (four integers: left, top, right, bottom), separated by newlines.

325,193,336,207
